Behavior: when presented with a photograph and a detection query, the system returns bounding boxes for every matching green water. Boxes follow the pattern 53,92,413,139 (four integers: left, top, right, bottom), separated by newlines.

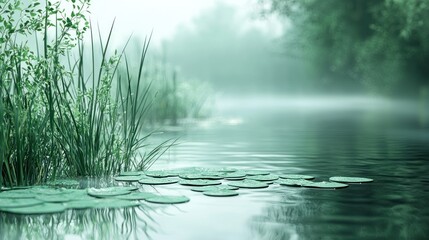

1,97,428,239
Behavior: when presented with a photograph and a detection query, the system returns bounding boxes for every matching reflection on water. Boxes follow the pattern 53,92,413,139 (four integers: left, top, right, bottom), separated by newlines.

1,96,428,239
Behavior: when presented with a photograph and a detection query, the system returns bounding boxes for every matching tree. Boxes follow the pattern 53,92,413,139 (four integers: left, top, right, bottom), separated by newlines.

261,0,429,95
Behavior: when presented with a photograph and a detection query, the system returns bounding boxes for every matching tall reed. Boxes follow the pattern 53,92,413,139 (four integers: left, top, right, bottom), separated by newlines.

0,0,171,187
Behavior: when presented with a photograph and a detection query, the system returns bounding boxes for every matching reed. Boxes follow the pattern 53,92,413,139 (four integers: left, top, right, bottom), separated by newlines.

0,0,172,187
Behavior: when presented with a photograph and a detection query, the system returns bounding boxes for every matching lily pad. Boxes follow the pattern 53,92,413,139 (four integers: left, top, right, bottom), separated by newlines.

0,190,35,199
145,170,178,178
228,180,269,189
222,171,247,178
329,176,373,183
246,174,279,181
179,173,223,180
279,174,315,180
121,186,139,191
114,192,158,200
203,190,239,197
35,194,75,203
178,179,221,186
119,171,145,176
191,185,239,192
114,175,144,182
138,178,178,185
93,199,140,209
1,203,66,215
30,187,68,195
276,179,314,187
47,179,80,187
243,170,270,176
87,187,131,198
145,195,190,204
64,199,101,209
302,181,349,189
207,167,237,173
0,198,42,208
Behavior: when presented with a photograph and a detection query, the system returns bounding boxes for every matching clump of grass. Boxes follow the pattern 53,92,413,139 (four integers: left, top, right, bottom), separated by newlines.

0,0,171,187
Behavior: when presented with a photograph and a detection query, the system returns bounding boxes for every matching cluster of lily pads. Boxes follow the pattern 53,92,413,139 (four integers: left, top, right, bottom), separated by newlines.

0,167,373,215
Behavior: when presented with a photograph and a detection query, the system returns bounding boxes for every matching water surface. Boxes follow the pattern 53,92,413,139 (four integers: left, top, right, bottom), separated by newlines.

1,96,428,240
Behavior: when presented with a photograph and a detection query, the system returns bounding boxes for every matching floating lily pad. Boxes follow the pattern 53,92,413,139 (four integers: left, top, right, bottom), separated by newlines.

276,179,314,187
138,178,178,185
329,176,373,183
222,171,247,178
243,170,270,176
64,199,101,209
114,175,144,182
87,187,131,198
35,194,75,203
145,170,178,178
191,185,239,192
228,180,269,189
208,167,237,173
178,179,221,186
114,192,158,200
179,174,223,180
47,179,80,187
302,181,349,189
0,190,35,199
1,203,66,215
279,174,315,180
121,186,139,191
246,174,279,181
93,199,140,209
203,190,239,197
119,171,145,176
0,198,42,208
30,187,68,195
145,195,190,204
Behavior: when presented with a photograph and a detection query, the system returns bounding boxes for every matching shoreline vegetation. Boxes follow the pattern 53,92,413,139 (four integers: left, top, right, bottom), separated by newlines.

0,0,211,188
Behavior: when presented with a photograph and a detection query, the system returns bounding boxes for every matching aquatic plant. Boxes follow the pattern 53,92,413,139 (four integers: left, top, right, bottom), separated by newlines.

0,0,171,187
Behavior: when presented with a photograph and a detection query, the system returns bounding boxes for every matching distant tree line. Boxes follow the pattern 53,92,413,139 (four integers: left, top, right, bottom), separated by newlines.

261,0,429,96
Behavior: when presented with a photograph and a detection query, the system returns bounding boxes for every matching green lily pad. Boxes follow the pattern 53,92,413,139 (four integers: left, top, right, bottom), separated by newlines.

30,187,68,195
203,190,239,197
64,199,101,209
246,174,279,181
179,173,223,180
114,192,158,200
302,181,349,189
138,178,178,185
228,180,269,189
276,179,314,187
119,171,145,176
279,174,315,180
121,186,139,191
114,175,144,182
178,179,221,186
207,167,237,173
47,179,80,187
1,203,66,215
0,190,35,199
145,195,190,204
329,176,373,183
0,198,42,208
145,170,178,178
191,185,239,192
35,194,75,203
87,187,131,198
243,170,270,176
222,171,247,178
93,199,140,209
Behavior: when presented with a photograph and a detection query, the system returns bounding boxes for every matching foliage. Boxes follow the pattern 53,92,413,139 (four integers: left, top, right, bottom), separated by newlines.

0,0,170,187
261,0,429,95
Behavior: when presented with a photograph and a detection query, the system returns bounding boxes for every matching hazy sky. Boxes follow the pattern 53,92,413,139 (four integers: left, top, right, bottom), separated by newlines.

90,0,283,47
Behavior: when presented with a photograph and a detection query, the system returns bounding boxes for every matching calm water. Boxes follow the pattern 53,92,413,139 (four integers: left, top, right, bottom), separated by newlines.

1,96,429,240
